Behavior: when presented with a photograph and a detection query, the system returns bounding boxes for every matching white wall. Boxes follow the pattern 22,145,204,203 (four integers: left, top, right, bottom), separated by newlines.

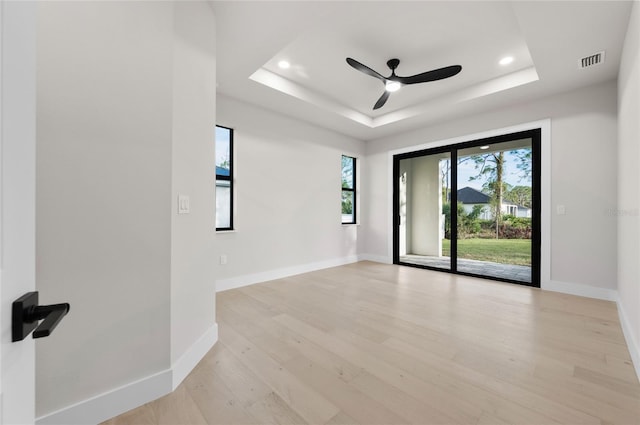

35,2,216,422
406,156,442,256
170,1,217,382
215,95,365,290
1,2,37,423
363,80,618,292
398,159,411,256
617,0,640,376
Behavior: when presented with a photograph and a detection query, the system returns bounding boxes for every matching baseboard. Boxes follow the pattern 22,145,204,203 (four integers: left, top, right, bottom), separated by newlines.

617,298,640,381
358,253,393,264
36,369,172,425
216,255,360,292
172,323,218,390
542,279,618,302
36,324,219,425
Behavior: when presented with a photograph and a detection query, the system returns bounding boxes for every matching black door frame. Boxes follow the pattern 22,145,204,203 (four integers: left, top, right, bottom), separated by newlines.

392,128,541,288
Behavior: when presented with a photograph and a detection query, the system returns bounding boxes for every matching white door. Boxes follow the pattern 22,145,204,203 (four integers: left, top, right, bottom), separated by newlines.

0,1,38,423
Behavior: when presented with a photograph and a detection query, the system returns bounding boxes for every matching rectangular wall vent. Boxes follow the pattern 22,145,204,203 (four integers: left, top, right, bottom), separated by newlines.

580,51,605,69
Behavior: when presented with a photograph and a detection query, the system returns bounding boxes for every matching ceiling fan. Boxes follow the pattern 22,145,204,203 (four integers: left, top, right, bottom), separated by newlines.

346,57,462,110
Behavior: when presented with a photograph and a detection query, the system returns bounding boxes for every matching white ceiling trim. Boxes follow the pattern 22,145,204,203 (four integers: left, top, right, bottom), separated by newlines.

249,68,373,127
373,67,539,128
250,66,539,129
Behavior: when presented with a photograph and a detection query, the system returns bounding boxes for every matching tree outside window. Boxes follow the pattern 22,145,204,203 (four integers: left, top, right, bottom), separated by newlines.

342,155,356,224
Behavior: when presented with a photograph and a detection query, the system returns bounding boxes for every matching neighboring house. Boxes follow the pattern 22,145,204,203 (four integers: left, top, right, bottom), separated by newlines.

457,186,532,219
215,166,231,228
215,165,230,178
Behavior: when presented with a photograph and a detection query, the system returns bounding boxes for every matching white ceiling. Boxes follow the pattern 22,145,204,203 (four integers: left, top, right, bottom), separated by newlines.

212,1,632,140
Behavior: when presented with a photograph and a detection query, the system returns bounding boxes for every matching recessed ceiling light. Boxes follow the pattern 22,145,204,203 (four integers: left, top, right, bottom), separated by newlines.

480,145,490,150
499,56,514,66
385,81,401,92
278,60,291,69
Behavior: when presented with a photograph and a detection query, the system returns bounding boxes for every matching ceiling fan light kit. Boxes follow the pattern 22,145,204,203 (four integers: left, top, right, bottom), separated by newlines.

346,57,462,110
385,80,402,92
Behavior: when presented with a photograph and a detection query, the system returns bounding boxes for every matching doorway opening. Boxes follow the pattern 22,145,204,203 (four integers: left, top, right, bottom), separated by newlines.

393,129,541,287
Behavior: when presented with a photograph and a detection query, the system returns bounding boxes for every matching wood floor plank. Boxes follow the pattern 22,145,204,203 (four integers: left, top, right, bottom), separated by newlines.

218,302,301,364
273,312,483,424
247,313,366,383
476,410,511,425
184,359,261,425
244,276,390,343
381,337,598,425
195,343,273,409
339,329,573,425
149,385,207,425
533,359,640,415
605,354,640,384
283,355,407,424
520,368,640,424
324,411,359,425
104,262,640,425
218,318,340,424
246,391,308,425
348,370,460,424
573,365,640,398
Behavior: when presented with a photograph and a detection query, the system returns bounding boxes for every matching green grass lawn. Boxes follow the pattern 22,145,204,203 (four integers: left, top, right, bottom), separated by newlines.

442,238,531,266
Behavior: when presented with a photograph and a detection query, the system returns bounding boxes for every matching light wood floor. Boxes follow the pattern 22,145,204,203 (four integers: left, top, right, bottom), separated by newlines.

103,261,640,424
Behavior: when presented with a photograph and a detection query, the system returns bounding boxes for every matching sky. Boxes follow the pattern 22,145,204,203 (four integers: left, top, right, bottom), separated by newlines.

215,126,231,168
452,149,532,191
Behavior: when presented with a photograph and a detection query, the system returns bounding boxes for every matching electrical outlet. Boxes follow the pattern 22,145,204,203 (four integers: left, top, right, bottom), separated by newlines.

220,255,228,265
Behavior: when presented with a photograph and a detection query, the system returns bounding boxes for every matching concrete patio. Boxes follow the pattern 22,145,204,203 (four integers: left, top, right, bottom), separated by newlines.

400,254,532,283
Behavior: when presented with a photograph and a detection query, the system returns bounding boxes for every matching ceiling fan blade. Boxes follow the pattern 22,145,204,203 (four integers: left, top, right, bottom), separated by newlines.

373,90,391,110
346,57,386,83
396,65,462,85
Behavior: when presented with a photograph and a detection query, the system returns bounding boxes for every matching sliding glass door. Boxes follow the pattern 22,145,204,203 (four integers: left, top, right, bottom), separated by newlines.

393,130,540,287
456,139,534,283
397,151,452,270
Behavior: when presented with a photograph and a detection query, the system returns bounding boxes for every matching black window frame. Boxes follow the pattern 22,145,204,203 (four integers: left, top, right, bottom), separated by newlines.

215,125,234,231
341,155,357,225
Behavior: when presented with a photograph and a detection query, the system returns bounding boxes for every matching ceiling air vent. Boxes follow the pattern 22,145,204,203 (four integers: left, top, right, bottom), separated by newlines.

580,51,605,69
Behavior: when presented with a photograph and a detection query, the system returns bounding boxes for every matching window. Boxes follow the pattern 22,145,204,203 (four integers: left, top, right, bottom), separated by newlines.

341,155,356,224
216,126,233,230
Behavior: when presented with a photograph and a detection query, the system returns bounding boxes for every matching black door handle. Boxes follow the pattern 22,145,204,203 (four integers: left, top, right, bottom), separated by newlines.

12,292,70,342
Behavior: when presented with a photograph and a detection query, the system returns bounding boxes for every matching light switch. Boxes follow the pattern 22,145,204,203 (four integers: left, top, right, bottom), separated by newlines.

178,195,190,214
